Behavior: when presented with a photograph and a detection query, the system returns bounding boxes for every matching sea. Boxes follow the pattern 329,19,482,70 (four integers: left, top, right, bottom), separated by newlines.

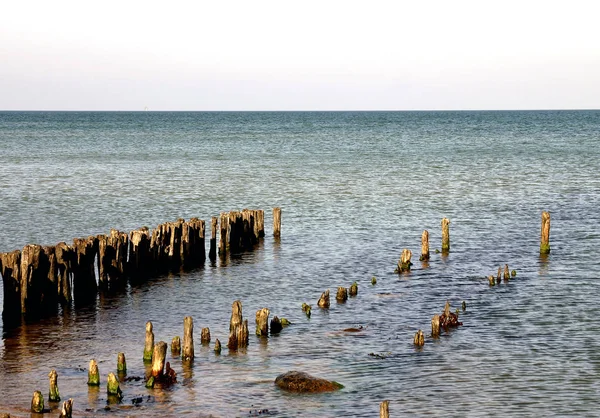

0,110,599,417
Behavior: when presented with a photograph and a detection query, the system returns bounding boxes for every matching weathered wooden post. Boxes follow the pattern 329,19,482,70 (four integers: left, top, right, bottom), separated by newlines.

441,218,450,253
152,341,167,379
219,212,229,258
302,302,311,318
168,219,184,269
107,372,122,398
413,330,424,347
255,209,265,238
183,316,194,361
209,216,218,261
54,242,73,304
228,300,248,350
349,281,358,297
336,287,348,303
228,211,242,253
49,369,60,402
31,390,45,413
0,250,21,317
488,275,495,286
497,267,502,284
20,244,44,315
503,264,510,281
144,321,154,362
255,308,270,336
318,290,330,308
41,245,58,308
129,228,151,278
72,236,98,302
540,211,551,254
431,314,440,337
171,336,181,355
270,316,283,334
420,230,430,261
214,338,222,354
97,233,115,288
380,400,389,418
87,359,100,386
273,207,281,238
396,249,412,272
59,399,73,418
117,352,127,373
201,327,211,345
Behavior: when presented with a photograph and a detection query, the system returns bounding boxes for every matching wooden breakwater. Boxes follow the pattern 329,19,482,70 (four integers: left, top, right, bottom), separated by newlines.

0,208,274,320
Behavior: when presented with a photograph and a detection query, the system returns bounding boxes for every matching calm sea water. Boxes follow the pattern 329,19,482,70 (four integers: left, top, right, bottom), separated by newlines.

1,111,599,416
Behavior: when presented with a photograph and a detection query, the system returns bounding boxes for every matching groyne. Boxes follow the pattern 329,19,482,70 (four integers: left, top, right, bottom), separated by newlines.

0,208,272,321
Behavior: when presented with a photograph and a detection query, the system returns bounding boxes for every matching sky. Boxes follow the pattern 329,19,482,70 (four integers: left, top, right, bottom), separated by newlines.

1,0,599,110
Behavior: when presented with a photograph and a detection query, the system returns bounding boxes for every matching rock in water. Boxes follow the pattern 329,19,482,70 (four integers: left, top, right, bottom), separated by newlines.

274,371,343,393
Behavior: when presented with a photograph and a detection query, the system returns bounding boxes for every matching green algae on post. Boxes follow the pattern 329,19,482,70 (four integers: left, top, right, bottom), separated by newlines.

87,359,100,386
302,303,311,318
336,287,348,303
349,281,358,296
117,352,126,373
31,390,44,413
371,276,377,285
143,321,154,363
396,249,412,273
49,369,60,402
107,372,122,398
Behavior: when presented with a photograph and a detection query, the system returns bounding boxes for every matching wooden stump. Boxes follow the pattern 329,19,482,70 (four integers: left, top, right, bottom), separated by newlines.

117,352,127,373
302,303,311,318
318,290,330,309
228,301,248,350
540,211,551,254
20,244,45,315
219,212,229,258
201,327,211,345
420,230,430,261
488,275,495,286
54,242,73,304
0,250,22,317
497,267,502,284
273,207,281,238
87,359,100,386
503,264,510,281
129,228,152,278
107,372,122,398
228,211,242,253
270,316,283,334
31,390,44,413
349,281,358,297
441,218,450,253
255,308,270,336
380,400,390,418
396,249,412,272
214,338,221,354
171,336,181,355
413,330,424,347
72,236,98,302
144,321,154,362
256,209,265,238
209,216,218,261
431,314,440,337
336,287,348,303
183,316,194,361
151,341,168,378
48,369,60,402
59,399,73,418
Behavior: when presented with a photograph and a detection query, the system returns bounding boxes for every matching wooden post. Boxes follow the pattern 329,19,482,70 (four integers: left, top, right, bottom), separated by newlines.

431,314,440,337
59,399,73,418
20,244,44,315
0,250,21,317
117,352,127,373
31,390,44,413
144,321,154,363
228,300,248,350
488,275,495,286
219,212,229,258
209,216,218,261
171,336,181,355
42,245,58,308
54,242,73,304
214,338,221,354
49,369,60,402
183,316,194,361
270,316,283,334
151,341,167,378
87,359,100,386
413,330,424,347
349,281,358,296
72,236,98,302
273,207,281,238
380,400,389,418
503,264,510,281
255,308,270,336
396,249,412,272
107,372,122,398
130,228,151,279
540,211,551,254
318,290,330,308
256,209,265,238
201,327,211,345
96,234,112,288
302,302,311,318
441,218,450,253
420,230,430,261
336,287,348,303
228,211,242,253
497,267,502,284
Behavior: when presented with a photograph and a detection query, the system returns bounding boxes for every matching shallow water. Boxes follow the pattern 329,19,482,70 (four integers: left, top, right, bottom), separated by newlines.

1,111,600,416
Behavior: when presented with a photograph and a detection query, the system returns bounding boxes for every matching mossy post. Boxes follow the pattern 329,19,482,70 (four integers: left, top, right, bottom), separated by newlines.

318,289,330,309
209,217,218,261
420,230,430,261
183,316,194,361
431,314,440,337
273,207,281,238
144,321,154,363
117,352,126,373
59,399,73,418
497,266,502,284
336,287,348,303
441,217,450,253
270,316,283,334
31,390,44,413
413,330,424,347
503,264,510,281
540,211,551,254
214,338,222,354
380,400,390,418
87,359,100,386
397,249,412,272
349,281,358,297
49,369,60,402
488,275,495,286
171,336,181,355
107,372,122,398
255,308,270,336
201,327,211,345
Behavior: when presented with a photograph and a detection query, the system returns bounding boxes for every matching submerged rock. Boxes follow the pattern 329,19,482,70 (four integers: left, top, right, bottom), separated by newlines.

274,371,343,393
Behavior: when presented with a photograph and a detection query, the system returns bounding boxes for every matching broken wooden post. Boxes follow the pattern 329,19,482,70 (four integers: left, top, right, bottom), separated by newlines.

273,207,281,238
228,300,248,350
49,369,60,402
209,217,218,261
0,250,21,317
420,230,430,261
497,267,502,284
336,287,348,303
488,275,495,286
201,327,211,345
318,290,330,308
41,245,58,308
152,341,167,379
503,264,510,281
214,338,221,354
396,249,412,272
349,281,358,297
255,308,270,336
270,316,283,334
129,228,152,278
256,209,265,238
413,330,424,347
54,242,73,304
431,314,440,337
171,336,181,355
228,211,242,253
20,244,45,315
144,321,154,362
72,236,98,302
107,372,122,398
540,211,551,254
31,390,44,413
302,302,311,318
219,212,229,258
117,352,126,373
59,399,73,418
87,359,100,386
183,316,194,361
441,218,450,253
380,400,389,418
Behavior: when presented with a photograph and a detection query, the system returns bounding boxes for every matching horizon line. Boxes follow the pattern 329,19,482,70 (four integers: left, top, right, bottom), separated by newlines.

1,108,599,112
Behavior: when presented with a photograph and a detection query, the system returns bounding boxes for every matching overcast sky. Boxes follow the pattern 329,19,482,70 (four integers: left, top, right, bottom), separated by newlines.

1,0,599,110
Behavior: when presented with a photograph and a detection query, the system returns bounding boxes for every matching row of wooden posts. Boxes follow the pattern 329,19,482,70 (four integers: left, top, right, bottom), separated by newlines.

0,208,283,319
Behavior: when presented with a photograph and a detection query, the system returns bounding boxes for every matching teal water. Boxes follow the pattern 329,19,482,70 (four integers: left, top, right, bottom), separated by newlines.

1,111,599,416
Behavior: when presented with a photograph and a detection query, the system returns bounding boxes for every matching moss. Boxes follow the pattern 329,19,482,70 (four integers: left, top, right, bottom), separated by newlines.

371,276,377,285
145,376,155,388
511,270,517,277
540,243,551,254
